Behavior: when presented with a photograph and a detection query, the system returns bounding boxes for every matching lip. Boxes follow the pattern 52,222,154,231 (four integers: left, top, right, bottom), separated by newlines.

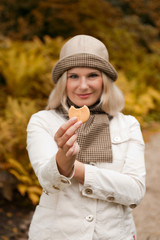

77,93,91,99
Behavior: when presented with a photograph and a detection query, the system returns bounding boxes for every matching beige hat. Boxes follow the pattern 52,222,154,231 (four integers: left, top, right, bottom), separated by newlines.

52,35,118,83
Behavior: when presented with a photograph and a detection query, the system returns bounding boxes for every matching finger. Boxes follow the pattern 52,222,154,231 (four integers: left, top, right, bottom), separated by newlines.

56,120,82,148
63,133,78,153
66,142,80,158
54,117,78,141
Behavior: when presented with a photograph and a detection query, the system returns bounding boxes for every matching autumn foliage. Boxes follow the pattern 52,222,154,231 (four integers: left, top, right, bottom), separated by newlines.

0,0,160,204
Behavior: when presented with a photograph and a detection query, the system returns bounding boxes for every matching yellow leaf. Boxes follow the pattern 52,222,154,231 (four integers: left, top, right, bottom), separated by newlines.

7,158,28,175
28,186,42,195
20,175,33,184
9,169,22,181
12,227,18,233
17,184,27,196
28,192,40,205
9,170,32,184
7,212,13,217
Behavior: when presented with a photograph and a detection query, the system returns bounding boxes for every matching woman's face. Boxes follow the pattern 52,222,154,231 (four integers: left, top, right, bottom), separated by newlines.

66,68,103,107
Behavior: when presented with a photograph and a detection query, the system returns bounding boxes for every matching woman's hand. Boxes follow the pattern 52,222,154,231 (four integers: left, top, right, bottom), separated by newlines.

54,117,82,177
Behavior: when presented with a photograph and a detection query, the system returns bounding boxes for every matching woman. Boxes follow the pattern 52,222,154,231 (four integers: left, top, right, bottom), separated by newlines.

27,35,146,240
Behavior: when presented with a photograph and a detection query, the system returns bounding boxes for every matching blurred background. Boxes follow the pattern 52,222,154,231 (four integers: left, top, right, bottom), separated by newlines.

0,0,160,239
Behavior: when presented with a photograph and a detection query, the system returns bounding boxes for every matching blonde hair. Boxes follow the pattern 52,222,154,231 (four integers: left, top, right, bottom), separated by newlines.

101,73,125,116
46,72,67,111
46,71,125,116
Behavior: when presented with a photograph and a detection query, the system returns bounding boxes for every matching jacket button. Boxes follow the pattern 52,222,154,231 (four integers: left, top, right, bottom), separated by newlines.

107,196,115,201
129,204,137,209
86,215,94,222
85,188,93,195
89,162,96,166
114,136,121,142
43,189,49,195
61,179,69,184
52,185,60,190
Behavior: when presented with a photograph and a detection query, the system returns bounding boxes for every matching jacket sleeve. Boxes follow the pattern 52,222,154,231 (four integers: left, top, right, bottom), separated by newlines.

80,116,146,208
26,112,74,194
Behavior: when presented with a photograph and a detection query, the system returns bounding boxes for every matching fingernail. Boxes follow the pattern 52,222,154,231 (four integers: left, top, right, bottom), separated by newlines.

71,117,77,121
77,120,82,125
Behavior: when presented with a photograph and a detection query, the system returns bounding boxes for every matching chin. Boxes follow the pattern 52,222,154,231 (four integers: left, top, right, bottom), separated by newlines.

72,98,98,107
78,102,94,108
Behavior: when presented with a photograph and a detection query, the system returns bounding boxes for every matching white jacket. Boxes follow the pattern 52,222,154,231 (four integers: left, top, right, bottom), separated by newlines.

26,110,146,240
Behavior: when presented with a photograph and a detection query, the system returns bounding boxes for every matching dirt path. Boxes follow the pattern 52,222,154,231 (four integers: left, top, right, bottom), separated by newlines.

133,133,160,240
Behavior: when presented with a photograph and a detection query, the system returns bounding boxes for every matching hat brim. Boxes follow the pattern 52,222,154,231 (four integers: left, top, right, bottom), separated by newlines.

52,53,118,83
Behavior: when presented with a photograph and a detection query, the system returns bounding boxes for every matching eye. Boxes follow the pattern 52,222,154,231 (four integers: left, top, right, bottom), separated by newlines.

68,74,79,79
88,73,99,78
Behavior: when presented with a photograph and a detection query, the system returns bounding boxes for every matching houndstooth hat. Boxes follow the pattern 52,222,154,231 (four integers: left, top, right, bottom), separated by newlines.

52,35,118,83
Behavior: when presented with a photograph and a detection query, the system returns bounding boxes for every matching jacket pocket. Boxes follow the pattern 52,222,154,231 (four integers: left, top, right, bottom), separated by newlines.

111,132,130,162
111,132,129,144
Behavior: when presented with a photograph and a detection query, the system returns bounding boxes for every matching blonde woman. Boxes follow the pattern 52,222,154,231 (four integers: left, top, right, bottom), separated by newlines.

27,35,146,240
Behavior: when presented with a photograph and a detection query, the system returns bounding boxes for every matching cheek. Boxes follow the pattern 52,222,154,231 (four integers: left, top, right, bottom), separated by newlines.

66,79,77,89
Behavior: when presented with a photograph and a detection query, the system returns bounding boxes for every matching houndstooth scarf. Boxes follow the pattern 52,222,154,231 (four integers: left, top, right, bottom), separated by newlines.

57,99,113,163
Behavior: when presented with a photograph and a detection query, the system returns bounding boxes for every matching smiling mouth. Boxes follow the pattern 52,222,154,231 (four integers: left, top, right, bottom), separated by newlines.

77,93,91,99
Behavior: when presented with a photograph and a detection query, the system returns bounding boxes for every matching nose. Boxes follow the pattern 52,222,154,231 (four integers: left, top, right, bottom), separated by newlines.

79,77,88,90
